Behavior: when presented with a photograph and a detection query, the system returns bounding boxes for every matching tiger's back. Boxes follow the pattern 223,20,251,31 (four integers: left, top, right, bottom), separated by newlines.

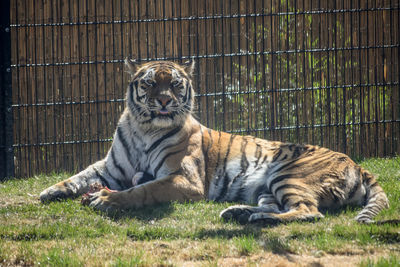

39,59,389,225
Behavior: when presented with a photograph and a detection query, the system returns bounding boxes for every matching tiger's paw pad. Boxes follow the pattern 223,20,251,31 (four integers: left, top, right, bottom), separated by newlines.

220,205,254,224
248,213,282,224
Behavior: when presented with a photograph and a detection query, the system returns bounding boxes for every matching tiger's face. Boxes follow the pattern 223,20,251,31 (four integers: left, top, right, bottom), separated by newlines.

125,60,195,128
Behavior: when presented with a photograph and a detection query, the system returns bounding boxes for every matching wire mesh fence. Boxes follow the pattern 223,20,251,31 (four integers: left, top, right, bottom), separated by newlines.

3,0,400,178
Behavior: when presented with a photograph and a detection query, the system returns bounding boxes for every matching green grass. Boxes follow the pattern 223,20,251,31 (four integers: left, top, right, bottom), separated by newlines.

0,157,399,266
360,254,400,267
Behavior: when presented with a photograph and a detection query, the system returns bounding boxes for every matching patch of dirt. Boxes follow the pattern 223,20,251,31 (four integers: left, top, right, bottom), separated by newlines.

180,251,395,267
0,194,37,208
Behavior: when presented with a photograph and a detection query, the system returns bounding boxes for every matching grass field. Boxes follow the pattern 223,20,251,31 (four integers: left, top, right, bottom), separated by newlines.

1,157,399,266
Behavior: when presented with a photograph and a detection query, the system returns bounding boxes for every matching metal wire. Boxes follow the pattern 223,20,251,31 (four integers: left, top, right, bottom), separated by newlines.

10,6,400,28
4,0,400,178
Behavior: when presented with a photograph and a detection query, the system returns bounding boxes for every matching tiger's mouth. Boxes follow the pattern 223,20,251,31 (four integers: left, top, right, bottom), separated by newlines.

158,108,170,115
151,109,174,119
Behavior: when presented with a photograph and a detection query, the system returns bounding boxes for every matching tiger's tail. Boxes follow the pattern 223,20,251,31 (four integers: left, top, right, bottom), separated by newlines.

355,169,389,223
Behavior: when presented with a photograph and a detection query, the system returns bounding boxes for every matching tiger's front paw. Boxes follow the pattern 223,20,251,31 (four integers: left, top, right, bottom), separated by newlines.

248,212,282,224
220,205,254,224
86,189,121,214
40,183,75,203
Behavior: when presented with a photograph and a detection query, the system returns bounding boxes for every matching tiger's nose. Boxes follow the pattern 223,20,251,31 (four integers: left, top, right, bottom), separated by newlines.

156,95,172,107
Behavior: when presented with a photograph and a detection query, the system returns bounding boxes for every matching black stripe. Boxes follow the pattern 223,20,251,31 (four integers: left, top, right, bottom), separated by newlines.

272,159,297,174
201,127,212,192
127,119,142,144
154,149,185,176
281,193,316,208
254,143,262,167
317,173,341,184
227,175,246,202
93,167,111,188
183,83,190,102
188,84,193,101
292,145,303,159
268,174,293,191
216,134,237,198
131,102,143,115
240,138,249,172
223,134,236,171
142,118,153,124
236,186,248,202
152,139,182,162
307,146,316,152
136,71,145,79
367,192,380,201
368,181,379,188
104,165,125,189
145,125,183,154
291,199,316,209
207,128,214,152
200,127,208,180
329,188,340,203
111,147,127,178
193,156,203,178
137,94,146,101
362,171,374,183
116,126,135,168
281,192,299,207
273,183,308,196
214,134,234,202
253,183,272,203
275,151,333,175
284,152,333,172
272,149,282,162
213,131,223,176
215,174,231,202
137,172,155,185
218,137,249,202
261,155,269,165
129,81,138,107
168,170,182,176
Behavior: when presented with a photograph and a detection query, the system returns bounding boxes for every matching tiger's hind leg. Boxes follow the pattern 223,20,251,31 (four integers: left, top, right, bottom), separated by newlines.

220,194,281,224
249,201,324,224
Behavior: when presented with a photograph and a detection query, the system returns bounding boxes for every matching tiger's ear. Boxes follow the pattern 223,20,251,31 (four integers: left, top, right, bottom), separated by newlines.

124,58,139,76
182,59,195,76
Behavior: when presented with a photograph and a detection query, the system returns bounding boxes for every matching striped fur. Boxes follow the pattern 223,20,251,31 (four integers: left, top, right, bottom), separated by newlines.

40,60,389,224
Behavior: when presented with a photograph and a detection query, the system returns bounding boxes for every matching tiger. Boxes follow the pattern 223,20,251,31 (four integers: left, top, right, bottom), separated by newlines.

39,59,389,224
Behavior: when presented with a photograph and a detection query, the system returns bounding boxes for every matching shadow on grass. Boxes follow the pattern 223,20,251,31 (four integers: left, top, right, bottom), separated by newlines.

194,226,263,239
101,202,176,222
126,224,264,241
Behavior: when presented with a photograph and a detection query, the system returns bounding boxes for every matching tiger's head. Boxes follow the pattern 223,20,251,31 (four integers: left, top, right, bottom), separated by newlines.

125,59,195,128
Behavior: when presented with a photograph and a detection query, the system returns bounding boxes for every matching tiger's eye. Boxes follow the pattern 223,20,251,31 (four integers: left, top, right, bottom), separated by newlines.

144,79,155,87
171,80,180,87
